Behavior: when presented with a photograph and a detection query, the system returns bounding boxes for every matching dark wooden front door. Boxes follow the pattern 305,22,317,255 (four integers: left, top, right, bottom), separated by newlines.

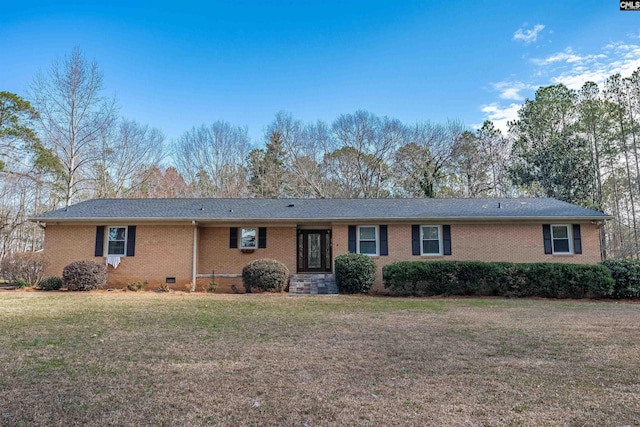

297,229,332,272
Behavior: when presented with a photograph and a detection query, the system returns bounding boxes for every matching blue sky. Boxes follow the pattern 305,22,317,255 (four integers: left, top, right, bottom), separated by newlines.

2,1,640,144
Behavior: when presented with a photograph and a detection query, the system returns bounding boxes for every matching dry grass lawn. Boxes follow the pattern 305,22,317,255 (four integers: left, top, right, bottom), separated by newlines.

0,292,639,426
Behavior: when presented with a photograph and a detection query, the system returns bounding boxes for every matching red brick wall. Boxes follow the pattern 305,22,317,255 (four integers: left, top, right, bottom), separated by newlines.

197,226,297,293
331,222,601,291
44,224,194,289
43,221,602,292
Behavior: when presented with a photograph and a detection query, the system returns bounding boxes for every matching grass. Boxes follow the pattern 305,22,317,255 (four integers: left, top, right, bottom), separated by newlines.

0,293,639,426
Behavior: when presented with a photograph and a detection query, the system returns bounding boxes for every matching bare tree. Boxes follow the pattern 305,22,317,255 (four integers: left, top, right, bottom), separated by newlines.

393,120,464,197
330,111,405,198
93,118,165,198
259,112,329,198
30,47,116,207
173,121,250,197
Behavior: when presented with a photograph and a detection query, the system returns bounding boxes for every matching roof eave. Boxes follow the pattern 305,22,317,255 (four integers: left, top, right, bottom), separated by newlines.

29,215,613,223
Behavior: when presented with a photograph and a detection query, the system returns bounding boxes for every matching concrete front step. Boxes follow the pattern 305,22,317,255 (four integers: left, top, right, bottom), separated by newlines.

289,273,338,295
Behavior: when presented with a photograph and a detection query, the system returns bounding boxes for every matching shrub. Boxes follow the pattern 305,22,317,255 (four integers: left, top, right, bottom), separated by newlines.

242,259,289,292
158,283,172,292
39,276,63,291
203,281,218,293
383,261,615,299
0,252,48,287
13,278,31,289
334,253,376,294
601,259,640,299
62,260,107,291
126,281,144,291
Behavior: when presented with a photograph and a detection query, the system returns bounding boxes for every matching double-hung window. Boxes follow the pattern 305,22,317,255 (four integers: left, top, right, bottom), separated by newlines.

551,225,572,254
107,226,127,256
240,228,257,249
421,225,442,256
358,226,378,256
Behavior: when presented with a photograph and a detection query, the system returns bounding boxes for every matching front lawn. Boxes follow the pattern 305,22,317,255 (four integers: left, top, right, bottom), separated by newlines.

1,293,639,425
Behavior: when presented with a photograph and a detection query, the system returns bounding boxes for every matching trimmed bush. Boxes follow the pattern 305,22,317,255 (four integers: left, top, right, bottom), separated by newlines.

0,252,48,287
383,261,615,299
63,261,107,291
242,259,289,292
334,253,376,294
601,259,640,299
39,276,63,291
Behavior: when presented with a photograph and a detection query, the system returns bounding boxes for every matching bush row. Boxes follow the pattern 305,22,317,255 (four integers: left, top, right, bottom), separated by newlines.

383,261,616,299
601,259,640,299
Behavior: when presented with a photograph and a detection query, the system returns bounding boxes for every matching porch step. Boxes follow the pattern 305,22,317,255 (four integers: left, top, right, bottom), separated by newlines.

289,274,338,295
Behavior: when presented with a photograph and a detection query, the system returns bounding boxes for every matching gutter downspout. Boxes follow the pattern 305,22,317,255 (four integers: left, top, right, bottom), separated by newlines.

192,220,197,291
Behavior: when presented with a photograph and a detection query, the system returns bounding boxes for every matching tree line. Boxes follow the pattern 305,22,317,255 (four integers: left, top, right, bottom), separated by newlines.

1,48,638,259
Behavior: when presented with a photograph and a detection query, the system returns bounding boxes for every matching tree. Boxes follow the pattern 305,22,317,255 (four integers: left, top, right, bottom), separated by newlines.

247,130,287,198
330,111,404,198
450,130,493,197
93,118,165,198
605,74,639,258
30,47,117,207
509,84,595,207
393,120,463,198
130,166,189,198
260,112,328,198
173,121,250,197
0,92,41,172
476,120,511,197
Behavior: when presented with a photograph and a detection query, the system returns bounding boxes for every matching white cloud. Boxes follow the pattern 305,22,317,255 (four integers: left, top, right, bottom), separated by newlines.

480,38,640,131
491,81,536,101
550,43,640,89
480,103,521,132
513,24,545,44
531,48,606,66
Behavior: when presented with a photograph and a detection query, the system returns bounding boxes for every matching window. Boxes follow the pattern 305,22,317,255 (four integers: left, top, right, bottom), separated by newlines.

107,226,127,256
551,225,572,254
358,226,378,255
240,228,257,249
421,225,442,255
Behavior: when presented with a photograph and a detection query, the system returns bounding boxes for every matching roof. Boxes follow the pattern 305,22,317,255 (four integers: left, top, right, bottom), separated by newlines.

30,198,611,223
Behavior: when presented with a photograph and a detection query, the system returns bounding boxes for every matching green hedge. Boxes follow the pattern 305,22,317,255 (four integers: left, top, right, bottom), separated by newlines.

383,261,615,299
334,253,376,294
601,259,640,299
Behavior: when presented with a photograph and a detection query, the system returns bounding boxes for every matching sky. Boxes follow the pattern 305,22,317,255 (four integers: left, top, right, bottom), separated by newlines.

2,1,640,145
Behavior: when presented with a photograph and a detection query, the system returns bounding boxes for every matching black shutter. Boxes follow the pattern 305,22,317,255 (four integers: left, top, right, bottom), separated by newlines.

573,224,582,254
95,226,105,257
543,224,552,254
230,227,238,248
379,225,388,256
411,225,420,255
348,225,356,253
443,225,452,256
258,227,267,248
126,226,136,257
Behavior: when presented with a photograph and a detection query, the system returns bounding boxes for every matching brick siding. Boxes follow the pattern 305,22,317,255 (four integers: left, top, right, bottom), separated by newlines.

42,221,602,292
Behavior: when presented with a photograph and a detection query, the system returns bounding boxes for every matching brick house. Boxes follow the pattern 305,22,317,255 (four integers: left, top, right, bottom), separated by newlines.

31,198,610,293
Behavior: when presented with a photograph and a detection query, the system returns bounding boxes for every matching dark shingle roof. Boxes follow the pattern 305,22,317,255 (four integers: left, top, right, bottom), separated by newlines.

30,198,611,222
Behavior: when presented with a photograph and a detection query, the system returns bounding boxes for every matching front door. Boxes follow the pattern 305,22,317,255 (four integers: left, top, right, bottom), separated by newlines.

297,229,332,272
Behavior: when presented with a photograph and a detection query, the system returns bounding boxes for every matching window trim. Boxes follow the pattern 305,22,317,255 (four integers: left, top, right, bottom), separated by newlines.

551,224,572,255
240,227,257,249
357,225,379,256
106,226,128,256
420,225,443,256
